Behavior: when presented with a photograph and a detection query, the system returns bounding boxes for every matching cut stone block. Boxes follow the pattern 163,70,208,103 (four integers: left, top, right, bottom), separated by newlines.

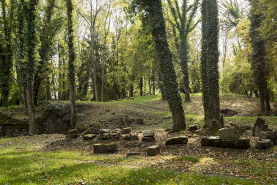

255,139,273,149
142,136,155,142
252,117,266,137
131,134,139,141
127,152,141,156
121,127,132,134
67,134,79,139
143,130,154,137
99,129,111,134
83,134,96,141
114,128,122,134
82,126,100,136
93,143,117,153
201,136,250,149
165,136,188,145
147,145,160,156
68,129,78,134
108,133,121,140
266,131,277,145
188,125,198,132
219,127,239,140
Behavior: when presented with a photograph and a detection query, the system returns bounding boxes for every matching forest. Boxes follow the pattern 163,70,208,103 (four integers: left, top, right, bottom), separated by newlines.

0,0,277,184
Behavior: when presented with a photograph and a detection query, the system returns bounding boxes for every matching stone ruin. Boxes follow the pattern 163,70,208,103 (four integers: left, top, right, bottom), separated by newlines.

252,117,277,149
201,127,251,149
201,117,277,150
67,116,277,155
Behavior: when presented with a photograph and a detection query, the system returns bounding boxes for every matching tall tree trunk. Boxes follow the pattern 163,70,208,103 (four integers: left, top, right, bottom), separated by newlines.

26,82,36,134
158,68,166,101
180,33,191,102
101,65,105,102
1,0,14,107
33,0,56,106
152,72,156,95
22,0,39,134
66,0,76,127
265,85,270,111
58,55,63,100
149,78,152,95
249,0,270,113
140,77,143,96
201,0,223,134
46,78,51,100
93,65,99,101
130,84,134,97
142,0,186,131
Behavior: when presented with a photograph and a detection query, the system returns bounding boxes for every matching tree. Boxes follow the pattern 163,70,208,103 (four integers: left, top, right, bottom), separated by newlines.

166,0,200,102
249,0,270,112
1,0,14,107
139,0,186,131
21,0,40,134
201,0,223,134
66,0,76,127
33,0,57,106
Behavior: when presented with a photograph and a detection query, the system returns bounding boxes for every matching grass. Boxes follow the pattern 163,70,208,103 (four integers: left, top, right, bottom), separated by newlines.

0,136,261,185
0,150,258,185
1,93,277,184
172,156,200,163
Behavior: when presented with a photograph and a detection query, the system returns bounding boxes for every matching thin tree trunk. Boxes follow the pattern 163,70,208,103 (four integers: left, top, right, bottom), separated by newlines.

26,82,36,134
140,77,143,96
66,0,76,127
101,64,105,102
130,84,134,97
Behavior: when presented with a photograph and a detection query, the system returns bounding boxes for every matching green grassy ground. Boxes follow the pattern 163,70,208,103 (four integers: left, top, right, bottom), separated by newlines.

1,94,277,184
0,139,258,185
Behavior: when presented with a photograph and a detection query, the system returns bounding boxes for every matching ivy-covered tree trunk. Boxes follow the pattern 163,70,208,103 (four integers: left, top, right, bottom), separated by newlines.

33,0,55,106
15,0,27,110
22,0,40,134
66,0,76,127
201,0,223,134
249,0,270,113
142,0,186,131
1,0,14,107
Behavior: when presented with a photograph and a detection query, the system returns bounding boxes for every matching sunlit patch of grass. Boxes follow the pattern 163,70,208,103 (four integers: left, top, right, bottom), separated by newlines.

0,150,258,185
234,159,257,166
199,157,217,165
173,156,200,163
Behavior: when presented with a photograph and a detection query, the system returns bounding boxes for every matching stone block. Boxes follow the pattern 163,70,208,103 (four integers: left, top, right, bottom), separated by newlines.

67,134,79,139
266,131,277,145
93,143,117,153
219,128,239,140
188,125,198,132
127,152,141,156
201,136,250,149
252,117,266,137
165,136,188,145
142,136,155,142
121,127,132,134
68,129,78,134
255,139,273,149
99,129,111,134
143,130,154,137
83,134,96,141
147,145,160,156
